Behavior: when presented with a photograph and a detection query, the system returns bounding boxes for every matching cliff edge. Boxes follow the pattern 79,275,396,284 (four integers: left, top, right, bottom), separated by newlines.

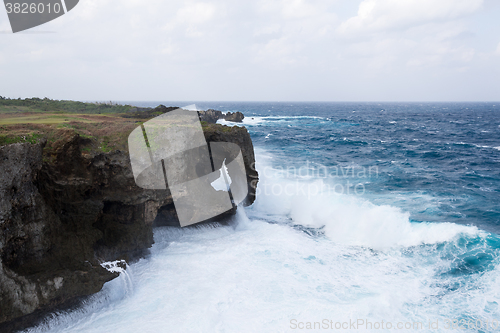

0,110,258,331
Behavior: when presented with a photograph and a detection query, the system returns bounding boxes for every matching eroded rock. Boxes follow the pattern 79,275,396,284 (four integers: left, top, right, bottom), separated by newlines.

224,112,244,123
0,123,258,330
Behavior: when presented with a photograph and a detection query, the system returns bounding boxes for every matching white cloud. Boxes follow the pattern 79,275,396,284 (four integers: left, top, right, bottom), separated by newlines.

163,2,220,37
333,1,483,74
249,0,338,67
0,0,498,101
177,2,217,23
338,0,483,34
259,0,325,19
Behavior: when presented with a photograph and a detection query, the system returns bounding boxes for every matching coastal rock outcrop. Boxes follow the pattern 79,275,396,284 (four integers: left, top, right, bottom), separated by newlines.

0,123,257,331
198,110,245,123
198,109,223,124
224,112,244,123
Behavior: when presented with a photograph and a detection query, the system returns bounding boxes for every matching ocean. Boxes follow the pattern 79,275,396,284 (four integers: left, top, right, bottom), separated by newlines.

25,102,500,332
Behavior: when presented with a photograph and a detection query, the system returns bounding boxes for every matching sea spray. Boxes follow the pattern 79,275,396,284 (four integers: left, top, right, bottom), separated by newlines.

250,152,483,249
24,261,135,333
24,205,500,333
101,260,134,297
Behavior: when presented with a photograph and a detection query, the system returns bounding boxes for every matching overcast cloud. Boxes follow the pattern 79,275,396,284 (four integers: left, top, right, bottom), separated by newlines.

0,0,499,101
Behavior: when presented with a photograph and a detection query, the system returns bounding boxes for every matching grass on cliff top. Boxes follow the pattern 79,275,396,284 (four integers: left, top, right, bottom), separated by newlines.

0,98,240,161
0,118,139,161
0,98,153,157
0,97,137,114
0,112,123,125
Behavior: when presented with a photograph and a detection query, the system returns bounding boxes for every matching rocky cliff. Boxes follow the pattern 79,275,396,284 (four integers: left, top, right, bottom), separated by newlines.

0,123,258,331
198,109,245,123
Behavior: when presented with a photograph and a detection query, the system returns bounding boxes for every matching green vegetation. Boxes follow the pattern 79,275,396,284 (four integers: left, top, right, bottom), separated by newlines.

0,97,238,162
0,96,137,114
0,133,44,146
0,108,140,160
0,113,117,125
202,122,234,132
0,98,152,157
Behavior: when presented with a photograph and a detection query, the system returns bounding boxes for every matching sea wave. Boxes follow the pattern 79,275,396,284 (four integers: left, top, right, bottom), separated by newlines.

250,151,483,249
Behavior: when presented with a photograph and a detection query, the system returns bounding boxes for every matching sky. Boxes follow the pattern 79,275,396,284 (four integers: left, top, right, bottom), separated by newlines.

0,0,499,102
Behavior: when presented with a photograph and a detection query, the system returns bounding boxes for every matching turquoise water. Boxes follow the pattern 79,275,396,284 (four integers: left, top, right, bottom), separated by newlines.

26,102,500,332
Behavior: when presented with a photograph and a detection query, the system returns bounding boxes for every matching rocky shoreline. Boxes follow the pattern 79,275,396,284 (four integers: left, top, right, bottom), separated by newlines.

0,112,257,332
199,109,245,123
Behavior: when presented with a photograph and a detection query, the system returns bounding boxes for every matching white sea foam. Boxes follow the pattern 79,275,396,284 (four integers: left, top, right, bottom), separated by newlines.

474,144,492,149
452,142,500,151
25,209,497,333
23,149,498,333
251,152,482,250
217,117,266,126
100,260,127,274
217,115,325,127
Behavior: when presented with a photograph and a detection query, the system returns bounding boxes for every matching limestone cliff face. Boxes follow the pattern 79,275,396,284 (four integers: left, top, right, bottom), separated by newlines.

0,124,258,331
